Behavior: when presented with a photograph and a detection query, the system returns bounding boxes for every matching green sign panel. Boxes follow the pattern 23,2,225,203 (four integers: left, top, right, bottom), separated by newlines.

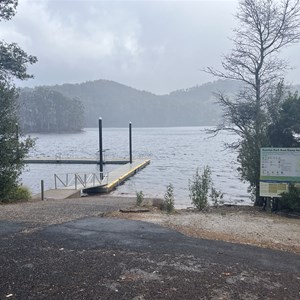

260,148,300,182
260,148,300,197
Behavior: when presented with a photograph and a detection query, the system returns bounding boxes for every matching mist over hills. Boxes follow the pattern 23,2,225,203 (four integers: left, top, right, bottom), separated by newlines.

19,79,300,130
48,79,240,128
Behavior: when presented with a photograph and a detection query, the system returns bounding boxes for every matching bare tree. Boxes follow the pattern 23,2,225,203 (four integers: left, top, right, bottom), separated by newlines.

206,0,300,205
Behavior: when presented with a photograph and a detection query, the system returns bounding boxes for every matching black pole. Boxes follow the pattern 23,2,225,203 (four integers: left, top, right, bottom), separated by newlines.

129,122,132,164
41,180,44,201
15,122,19,141
15,122,19,157
99,118,103,179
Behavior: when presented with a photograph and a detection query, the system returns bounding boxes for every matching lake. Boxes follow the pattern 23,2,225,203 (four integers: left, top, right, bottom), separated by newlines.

21,127,251,208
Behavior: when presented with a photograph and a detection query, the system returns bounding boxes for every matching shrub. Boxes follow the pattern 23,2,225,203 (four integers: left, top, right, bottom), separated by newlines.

163,183,175,213
279,184,300,212
211,186,224,208
189,166,223,210
3,185,32,203
136,190,144,206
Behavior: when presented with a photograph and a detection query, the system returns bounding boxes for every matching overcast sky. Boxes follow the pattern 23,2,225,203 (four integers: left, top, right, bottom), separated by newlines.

1,0,300,94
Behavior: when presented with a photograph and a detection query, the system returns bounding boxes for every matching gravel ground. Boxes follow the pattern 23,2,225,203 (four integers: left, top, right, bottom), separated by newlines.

0,196,137,226
1,196,300,299
108,205,300,254
1,197,299,254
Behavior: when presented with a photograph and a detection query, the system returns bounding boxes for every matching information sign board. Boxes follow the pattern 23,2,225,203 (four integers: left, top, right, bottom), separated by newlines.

260,148,300,197
260,148,300,181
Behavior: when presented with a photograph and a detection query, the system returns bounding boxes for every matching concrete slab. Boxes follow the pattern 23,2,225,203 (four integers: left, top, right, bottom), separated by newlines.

33,189,81,200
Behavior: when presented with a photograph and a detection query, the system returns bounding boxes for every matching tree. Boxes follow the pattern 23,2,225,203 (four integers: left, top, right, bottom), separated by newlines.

267,90,300,147
0,0,17,21
206,0,300,205
0,1,37,201
0,83,34,201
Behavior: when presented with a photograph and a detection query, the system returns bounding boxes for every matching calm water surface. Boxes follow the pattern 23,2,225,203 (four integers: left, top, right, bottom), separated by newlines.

21,127,251,208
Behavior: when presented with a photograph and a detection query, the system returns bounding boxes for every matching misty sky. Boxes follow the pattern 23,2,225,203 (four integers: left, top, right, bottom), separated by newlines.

1,0,300,94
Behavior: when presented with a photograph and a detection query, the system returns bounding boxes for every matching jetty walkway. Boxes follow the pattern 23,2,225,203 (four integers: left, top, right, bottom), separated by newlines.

24,157,129,165
32,158,150,200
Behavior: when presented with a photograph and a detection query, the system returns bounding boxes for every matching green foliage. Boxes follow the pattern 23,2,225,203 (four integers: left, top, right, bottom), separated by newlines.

237,135,266,203
211,186,224,208
18,87,84,133
267,92,300,148
0,2,36,202
0,0,17,21
0,42,37,82
189,167,211,210
163,184,175,213
7,185,32,202
279,184,300,213
0,83,35,201
189,166,223,210
136,191,144,206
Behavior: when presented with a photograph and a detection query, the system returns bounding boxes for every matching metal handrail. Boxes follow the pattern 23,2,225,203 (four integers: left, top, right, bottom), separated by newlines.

54,172,108,190
55,153,62,160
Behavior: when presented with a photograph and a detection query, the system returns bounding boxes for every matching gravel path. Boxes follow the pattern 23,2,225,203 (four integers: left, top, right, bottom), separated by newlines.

109,205,300,254
1,197,299,254
0,196,136,226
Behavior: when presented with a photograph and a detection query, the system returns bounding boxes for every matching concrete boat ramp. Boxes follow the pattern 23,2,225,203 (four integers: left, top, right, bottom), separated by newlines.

33,158,150,200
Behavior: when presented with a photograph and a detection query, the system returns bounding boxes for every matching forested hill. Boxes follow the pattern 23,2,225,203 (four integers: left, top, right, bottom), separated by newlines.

49,79,240,128
18,87,84,133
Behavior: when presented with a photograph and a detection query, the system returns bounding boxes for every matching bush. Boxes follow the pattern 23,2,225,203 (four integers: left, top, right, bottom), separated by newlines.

163,184,175,213
279,184,300,212
211,186,224,208
136,190,144,206
1,185,32,203
189,166,223,210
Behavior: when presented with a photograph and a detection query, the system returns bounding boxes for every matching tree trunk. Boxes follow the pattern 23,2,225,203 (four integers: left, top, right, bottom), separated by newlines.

254,180,264,206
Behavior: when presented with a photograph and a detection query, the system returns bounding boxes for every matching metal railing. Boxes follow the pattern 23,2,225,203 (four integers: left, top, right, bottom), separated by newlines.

55,153,63,160
54,172,108,190
95,149,111,162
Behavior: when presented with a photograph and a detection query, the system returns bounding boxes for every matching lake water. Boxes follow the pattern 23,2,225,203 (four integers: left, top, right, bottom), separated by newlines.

21,127,251,208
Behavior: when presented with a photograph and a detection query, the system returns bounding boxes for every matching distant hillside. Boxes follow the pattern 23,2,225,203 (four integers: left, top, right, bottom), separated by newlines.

18,79,300,130
48,79,239,127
